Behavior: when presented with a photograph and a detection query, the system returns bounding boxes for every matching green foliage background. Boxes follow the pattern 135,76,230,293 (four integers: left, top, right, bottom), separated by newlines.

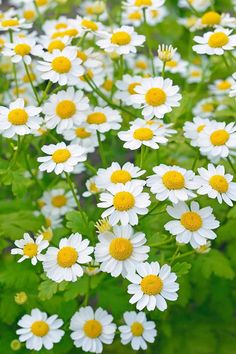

0,0,236,353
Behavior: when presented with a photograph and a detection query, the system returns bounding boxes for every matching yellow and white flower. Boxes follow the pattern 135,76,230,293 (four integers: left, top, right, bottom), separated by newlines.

179,0,211,12
122,8,143,27
40,188,76,216
229,72,236,98
131,77,182,119
43,233,94,282
44,17,83,39
75,66,105,92
193,98,218,118
123,0,165,11
76,47,103,69
119,311,157,350
86,106,122,133
183,116,211,147
165,201,220,249
3,36,39,64
193,11,236,30
195,163,236,206
43,87,89,133
0,98,42,138
146,6,167,25
155,52,188,76
11,234,49,265
76,16,103,33
83,177,102,197
187,65,202,83
147,165,196,204
70,306,116,353
127,261,179,311
115,74,143,107
0,17,31,32
95,224,150,277
38,142,87,175
62,123,99,153
98,181,151,226
17,308,64,351
37,35,71,55
209,77,235,96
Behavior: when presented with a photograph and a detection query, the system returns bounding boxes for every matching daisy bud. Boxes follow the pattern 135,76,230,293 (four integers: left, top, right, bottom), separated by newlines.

93,1,106,15
158,44,177,62
95,218,112,234
14,292,28,305
10,340,21,351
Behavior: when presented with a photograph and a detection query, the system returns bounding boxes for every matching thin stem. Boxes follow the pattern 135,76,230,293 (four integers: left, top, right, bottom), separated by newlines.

187,2,200,16
142,8,155,76
23,61,40,104
24,154,44,191
96,131,107,167
149,238,174,248
227,156,236,175
65,172,87,223
173,250,195,262
33,0,44,25
84,161,97,174
139,145,146,168
9,30,19,97
39,81,53,105
8,136,21,169
223,54,231,72
191,155,198,171
170,245,180,265
161,61,166,78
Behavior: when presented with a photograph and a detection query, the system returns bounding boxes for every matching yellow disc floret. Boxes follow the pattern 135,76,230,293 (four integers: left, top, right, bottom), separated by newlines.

111,31,131,45
83,320,102,338
201,11,221,26
140,274,163,295
31,321,49,337
131,322,144,336
208,32,229,48
51,195,67,207
87,112,106,124
51,56,71,73
210,129,229,146
52,149,71,163
14,44,31,56
162,171,185,190
209,175,229,193
109,237,133,260
8,109,28,125
113,191,135,211
110,170,132,184
133,127,154,141
23,243,38,258
57,246,78,267
56,100,76,119
180,211,202,231
145,88,166,106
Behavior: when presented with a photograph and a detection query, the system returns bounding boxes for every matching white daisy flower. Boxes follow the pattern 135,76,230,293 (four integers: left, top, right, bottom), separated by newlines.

194,163,236,206
83,177,102,197
0,98,41,138
62,123,99,153
165,201,220,249
3,36,39,64
193,11,236,30
96,162,145,189
36,35,72,55
38,142,87,175
123,0,165,10
40,189,76,217
127,261,179,311
115,74,143,107
197,122,236,162
127,54,150,74
96,26,145,55
98,181,151,226
193,98,218,118
119,311,157,351
75,66,105,92
70,306,116,354
183,116,211,147
86,106,122,133
179,0,211,12
42,213,63,229
76,47,103,69
95,224,150,277
47,19,83,40
17,308,64,351
187,65,202,83
147,164,196,204
80,0,108,21
11,234,49,265
20,4,37,23
122,8,143,27
193,27,236,56
37,47,84,85
131,77,182,119
0,17,31,32
118,118,168,150
43,87,89,133
76,16,103,33
196,240,211,254
229,72,236,98
209,77,235,96
146,6,167,26
43,233,94,282
84,260,101,276
155,52,188,76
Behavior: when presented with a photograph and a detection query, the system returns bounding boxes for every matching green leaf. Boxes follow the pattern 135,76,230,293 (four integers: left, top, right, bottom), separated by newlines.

66,211,94,238
38,279,58,301
172,262,192,277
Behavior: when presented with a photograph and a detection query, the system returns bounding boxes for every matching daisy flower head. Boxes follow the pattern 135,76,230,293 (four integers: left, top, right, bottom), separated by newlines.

197,122,236,162
179,0,211,12
75,65,105,92
127,261,179,311
37,46,84,85
165,201,220,249
47,18,83,40
43,87,89,133
193,97,217,118
127,54,151,74
38,142,87,175
147,164,196,204
95,162,145,189
40,189,76,217
123,0,165,11
98,180,151,226
229,72,236,98
155,52,188,76
183,116,211,147
11,233,49,265
37,35,72,55
17,308,64,351
195,164,236,206
86,106,122,133
115,74,143,107
70,306,116,354
146,5,168,26
209,77,235,96
77,16,103,33
118,118,168,150
3,36,39,64
0,17,31,32
122,8,143,27
119,311,157,351
157,44,177,62
76,47,103,69
79,1,107,21
194,11,236,30
193,27,236,55
131,77,182,119
62,123,99,153
84,260,101,276
83,177,102,197
43,233,93,282
95,224,150,277
187,65,202,83
0,98,42,138
96,26,145,55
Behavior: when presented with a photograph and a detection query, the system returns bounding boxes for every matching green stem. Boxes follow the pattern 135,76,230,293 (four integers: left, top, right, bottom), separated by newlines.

96,131,107,167
84,161,97,174
65,172,87,223
161,61,166,78
149,238,174,248
39,81,53,105
24,154,43,191
173,250,195,262
33,0,44,25
223,54,231,72
82,277,91,306
191,155,198,171
9,30,19,98
23,61,40,104
227,156,236,175
8,136,21,169
170,245,180,265
139,145,146,168
142,8,155,76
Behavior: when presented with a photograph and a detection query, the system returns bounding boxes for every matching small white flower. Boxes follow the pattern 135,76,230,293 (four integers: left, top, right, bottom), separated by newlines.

0,17,31,32
123,0,165,10
77,16,103,33
43,233,94,282
146,6,168,26
38,142,87,175
165,201,220,249
157,44,177,62
183,116,211,147
179,0,212,12
127,261,179,311
193,11,236,30
3,36,39,64
62,123,99,153
187,65,202,83
17,308,64,351
86,106,122,133
115,74,143,107
193,98,218,118
155,52,188,76
11,234,49,265
83,177,102,197
119,311,157,351
70,306,116,353
40,188,76,216
95,224,150,277
209,77,235,96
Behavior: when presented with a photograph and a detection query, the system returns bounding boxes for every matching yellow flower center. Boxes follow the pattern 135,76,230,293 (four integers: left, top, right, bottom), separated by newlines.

128,11,142,20
57,246,78,267
55,23,68,30
191,70,201,77
10,339,21,351
166,60,177,68
197,124,205,132
135,0,152,6
180,211,202,231
113,191,135,211
23,10,36,20
56,100,76,119
36,0,48,6
151,9,159,18
145,88,166,106
87,112,106,124
31,321,49,337
141,275,163,295
15,291,28,305
136,60,147,70
1,19,19,27
201,11,221,25
110,170,132,184
131,322,144,336
45,217,52,228
109,237,133,260
209,175,229,193
102,79,113,91
80,69,94,81
52,149,71,163
48,40,65,53
111,31,131,46
208,32,229,48
81,19,98,31
202,103,214,112
76,127,91,138
14,43,31,56
42,229,53,241
8,109,28,125
89,182,99,193
64,28,78,37
128,82,140,95
77,50,88,62
210,129,229,146
23,243,38,258
217,81,231,90
83,320,102,338
23,72,36,83
133,127,154,141
51,56,71,73
51,195,67,207
162,171,185,190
